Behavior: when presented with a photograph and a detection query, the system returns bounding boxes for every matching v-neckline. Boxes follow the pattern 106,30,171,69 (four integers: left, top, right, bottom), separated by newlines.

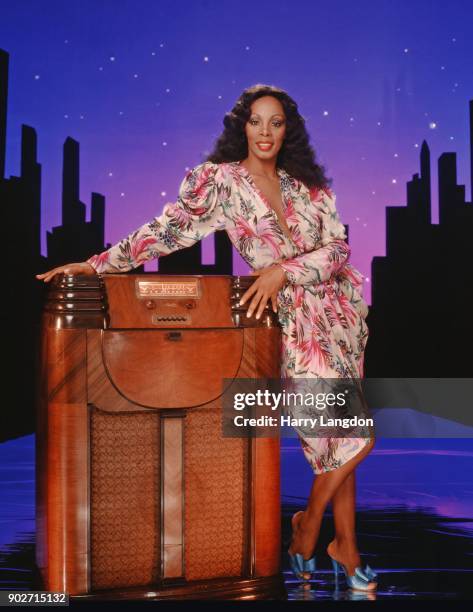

233,160,295,244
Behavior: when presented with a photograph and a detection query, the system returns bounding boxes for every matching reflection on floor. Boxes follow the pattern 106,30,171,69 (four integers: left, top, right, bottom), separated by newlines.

1,435,473,599
282,504,473,600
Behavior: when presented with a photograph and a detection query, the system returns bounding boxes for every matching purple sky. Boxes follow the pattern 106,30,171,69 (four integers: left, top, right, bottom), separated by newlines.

1,0,473,303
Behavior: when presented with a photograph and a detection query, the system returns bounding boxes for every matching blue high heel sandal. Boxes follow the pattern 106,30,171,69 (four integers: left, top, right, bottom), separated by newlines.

357,564,377,582
330,557,377,591
288,551,316,581
287,511,316,581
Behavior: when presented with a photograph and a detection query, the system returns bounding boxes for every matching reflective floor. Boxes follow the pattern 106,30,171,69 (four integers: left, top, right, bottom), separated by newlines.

281,504,473,600
284,570,473,601
281,437,473,600
1,435,473,599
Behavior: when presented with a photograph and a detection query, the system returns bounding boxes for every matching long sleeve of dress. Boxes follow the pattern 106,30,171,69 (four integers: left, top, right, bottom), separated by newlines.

86,161,227,274
278,188,350,286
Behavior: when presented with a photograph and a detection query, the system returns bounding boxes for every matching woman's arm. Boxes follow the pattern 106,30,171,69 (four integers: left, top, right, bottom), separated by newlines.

278,189,350,286
86,161,227,274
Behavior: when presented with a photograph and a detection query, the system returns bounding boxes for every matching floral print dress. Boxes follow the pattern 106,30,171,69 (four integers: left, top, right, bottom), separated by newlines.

86,160,372,474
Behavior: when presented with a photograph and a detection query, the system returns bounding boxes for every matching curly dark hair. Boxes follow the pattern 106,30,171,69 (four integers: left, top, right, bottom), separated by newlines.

204,83,332,190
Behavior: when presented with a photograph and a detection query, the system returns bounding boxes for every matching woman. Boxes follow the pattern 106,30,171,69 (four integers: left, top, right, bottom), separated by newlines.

36,84,376,591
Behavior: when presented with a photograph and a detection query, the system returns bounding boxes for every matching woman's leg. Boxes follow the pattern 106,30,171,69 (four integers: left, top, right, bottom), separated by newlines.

328,472,363,574
288,438,374,570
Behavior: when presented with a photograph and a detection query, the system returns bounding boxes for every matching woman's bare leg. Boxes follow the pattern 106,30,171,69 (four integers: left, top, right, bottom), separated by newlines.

328,472,362,573
288,438,374,575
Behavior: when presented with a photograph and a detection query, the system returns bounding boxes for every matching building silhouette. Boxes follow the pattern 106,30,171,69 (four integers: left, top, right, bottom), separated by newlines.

46,137,111,267
158,230,233,274
365,101,473,376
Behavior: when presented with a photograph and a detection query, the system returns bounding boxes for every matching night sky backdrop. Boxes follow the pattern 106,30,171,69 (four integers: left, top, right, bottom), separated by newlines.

1,0,473,303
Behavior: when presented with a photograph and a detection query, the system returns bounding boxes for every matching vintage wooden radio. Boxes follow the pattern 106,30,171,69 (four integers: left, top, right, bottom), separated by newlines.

35,273,285,600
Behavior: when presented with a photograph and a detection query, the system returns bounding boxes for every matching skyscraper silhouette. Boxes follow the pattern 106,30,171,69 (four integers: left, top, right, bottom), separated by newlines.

366,102,473,376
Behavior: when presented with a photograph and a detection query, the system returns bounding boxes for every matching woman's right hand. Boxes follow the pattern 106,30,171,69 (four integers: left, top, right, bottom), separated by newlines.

35,262,97,283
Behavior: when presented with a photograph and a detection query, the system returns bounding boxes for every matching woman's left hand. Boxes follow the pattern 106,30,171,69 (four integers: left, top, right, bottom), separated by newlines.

239,263,287,319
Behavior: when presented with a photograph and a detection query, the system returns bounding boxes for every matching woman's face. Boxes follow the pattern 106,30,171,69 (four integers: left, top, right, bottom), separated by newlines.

244,95,286,162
